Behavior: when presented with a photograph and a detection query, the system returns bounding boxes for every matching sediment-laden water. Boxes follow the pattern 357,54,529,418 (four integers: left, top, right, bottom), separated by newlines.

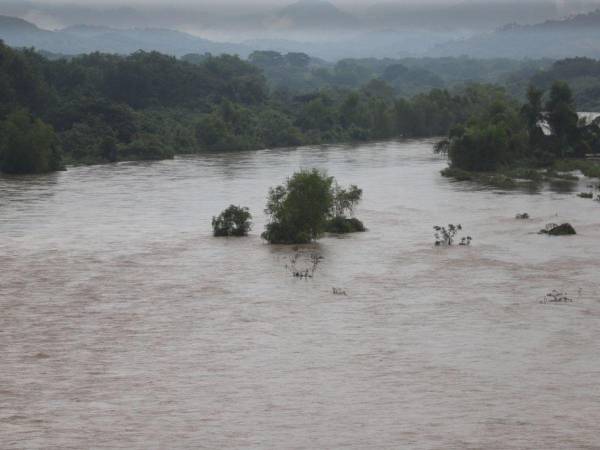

1,140,599,449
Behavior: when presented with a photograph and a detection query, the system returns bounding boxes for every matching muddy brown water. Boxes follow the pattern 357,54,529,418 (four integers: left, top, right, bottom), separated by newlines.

1,140,600,449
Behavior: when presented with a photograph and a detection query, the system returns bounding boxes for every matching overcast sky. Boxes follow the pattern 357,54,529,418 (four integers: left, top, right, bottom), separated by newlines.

5,0,545,7
3,0,599,39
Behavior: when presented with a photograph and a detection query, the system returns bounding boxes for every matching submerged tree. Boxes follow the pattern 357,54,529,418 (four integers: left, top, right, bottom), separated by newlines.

262,169,335,244
434,224,472,246
262,170,367,244
212,205,252,237
326,183,366,233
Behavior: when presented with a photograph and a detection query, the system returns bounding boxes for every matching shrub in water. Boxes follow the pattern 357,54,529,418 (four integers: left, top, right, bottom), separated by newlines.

212,205,252,237
262,169,334,244
434,224,472,246
262,169,366,244
286,252,323,278
326,184,366,234
540,290,573,304
325,216,366,233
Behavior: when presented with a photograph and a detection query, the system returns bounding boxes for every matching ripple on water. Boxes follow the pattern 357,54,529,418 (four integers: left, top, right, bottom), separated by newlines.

1,140,600,449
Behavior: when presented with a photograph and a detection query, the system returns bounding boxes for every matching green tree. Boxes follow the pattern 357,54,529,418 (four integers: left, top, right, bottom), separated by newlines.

262,169,335,244
440,100,528,172
326,183,366,233
521,86,544,133
100,136,118,162
0,109,62,174
120,134,174,160
546,81,579,157
257,109,303,148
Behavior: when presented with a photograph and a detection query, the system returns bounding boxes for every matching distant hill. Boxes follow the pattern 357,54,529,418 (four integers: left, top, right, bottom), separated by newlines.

432,9,600,59
0,14,41,32
275,0,359,29
0,15,252,57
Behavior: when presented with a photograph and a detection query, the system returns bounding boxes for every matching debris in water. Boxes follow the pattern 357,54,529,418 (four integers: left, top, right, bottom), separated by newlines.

540,290,573,304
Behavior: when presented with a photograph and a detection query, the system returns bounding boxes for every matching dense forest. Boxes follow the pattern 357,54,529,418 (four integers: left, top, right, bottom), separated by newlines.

0,40,527,174
243,51,551,96
2,40,600,174
436,81,600,176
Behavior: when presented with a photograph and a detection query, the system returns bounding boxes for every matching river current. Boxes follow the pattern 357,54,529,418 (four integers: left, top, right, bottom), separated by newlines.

1,140,599,449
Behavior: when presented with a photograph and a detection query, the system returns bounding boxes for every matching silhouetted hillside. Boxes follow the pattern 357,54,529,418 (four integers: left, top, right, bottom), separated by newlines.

0,15,252,57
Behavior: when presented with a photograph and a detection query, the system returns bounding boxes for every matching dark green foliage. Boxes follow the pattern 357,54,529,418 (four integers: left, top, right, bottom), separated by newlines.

246,52,544,98
1,39,549,171
0,109,62,174
437,95,529,172
325,216,366,234
326,183,366,234
546,81,581,158
262,169,335,244
521,85,544,148
212,205,253,237
262,170,366,244
0,42,271,166
257,110,304,148
100,136,118,163
0,45,50,117
523,58,600,111
5,38,594,176
332,184,363,217
438,79,600,176
119,134,175,161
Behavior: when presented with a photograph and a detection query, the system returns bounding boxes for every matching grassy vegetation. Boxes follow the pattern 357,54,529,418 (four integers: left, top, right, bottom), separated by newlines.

441,167,517,189
441,159,600,188
553,159,600,178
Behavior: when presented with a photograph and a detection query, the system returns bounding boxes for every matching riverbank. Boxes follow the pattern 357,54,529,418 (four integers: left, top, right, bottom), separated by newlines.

441,158,600,188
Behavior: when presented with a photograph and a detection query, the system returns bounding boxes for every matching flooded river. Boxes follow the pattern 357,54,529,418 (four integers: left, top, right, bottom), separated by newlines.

1,140,600,449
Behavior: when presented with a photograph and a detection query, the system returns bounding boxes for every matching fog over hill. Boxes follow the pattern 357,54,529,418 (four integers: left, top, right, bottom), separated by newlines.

432,8,600,58
0,15,252,57
2,0,600,60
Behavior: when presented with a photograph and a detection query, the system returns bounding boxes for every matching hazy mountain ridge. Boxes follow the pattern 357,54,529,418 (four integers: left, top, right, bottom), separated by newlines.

0,14,252,57
364,1,562,31
3,1,600,61
433,9,600,58
0,12,467,61
275,0,359,29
